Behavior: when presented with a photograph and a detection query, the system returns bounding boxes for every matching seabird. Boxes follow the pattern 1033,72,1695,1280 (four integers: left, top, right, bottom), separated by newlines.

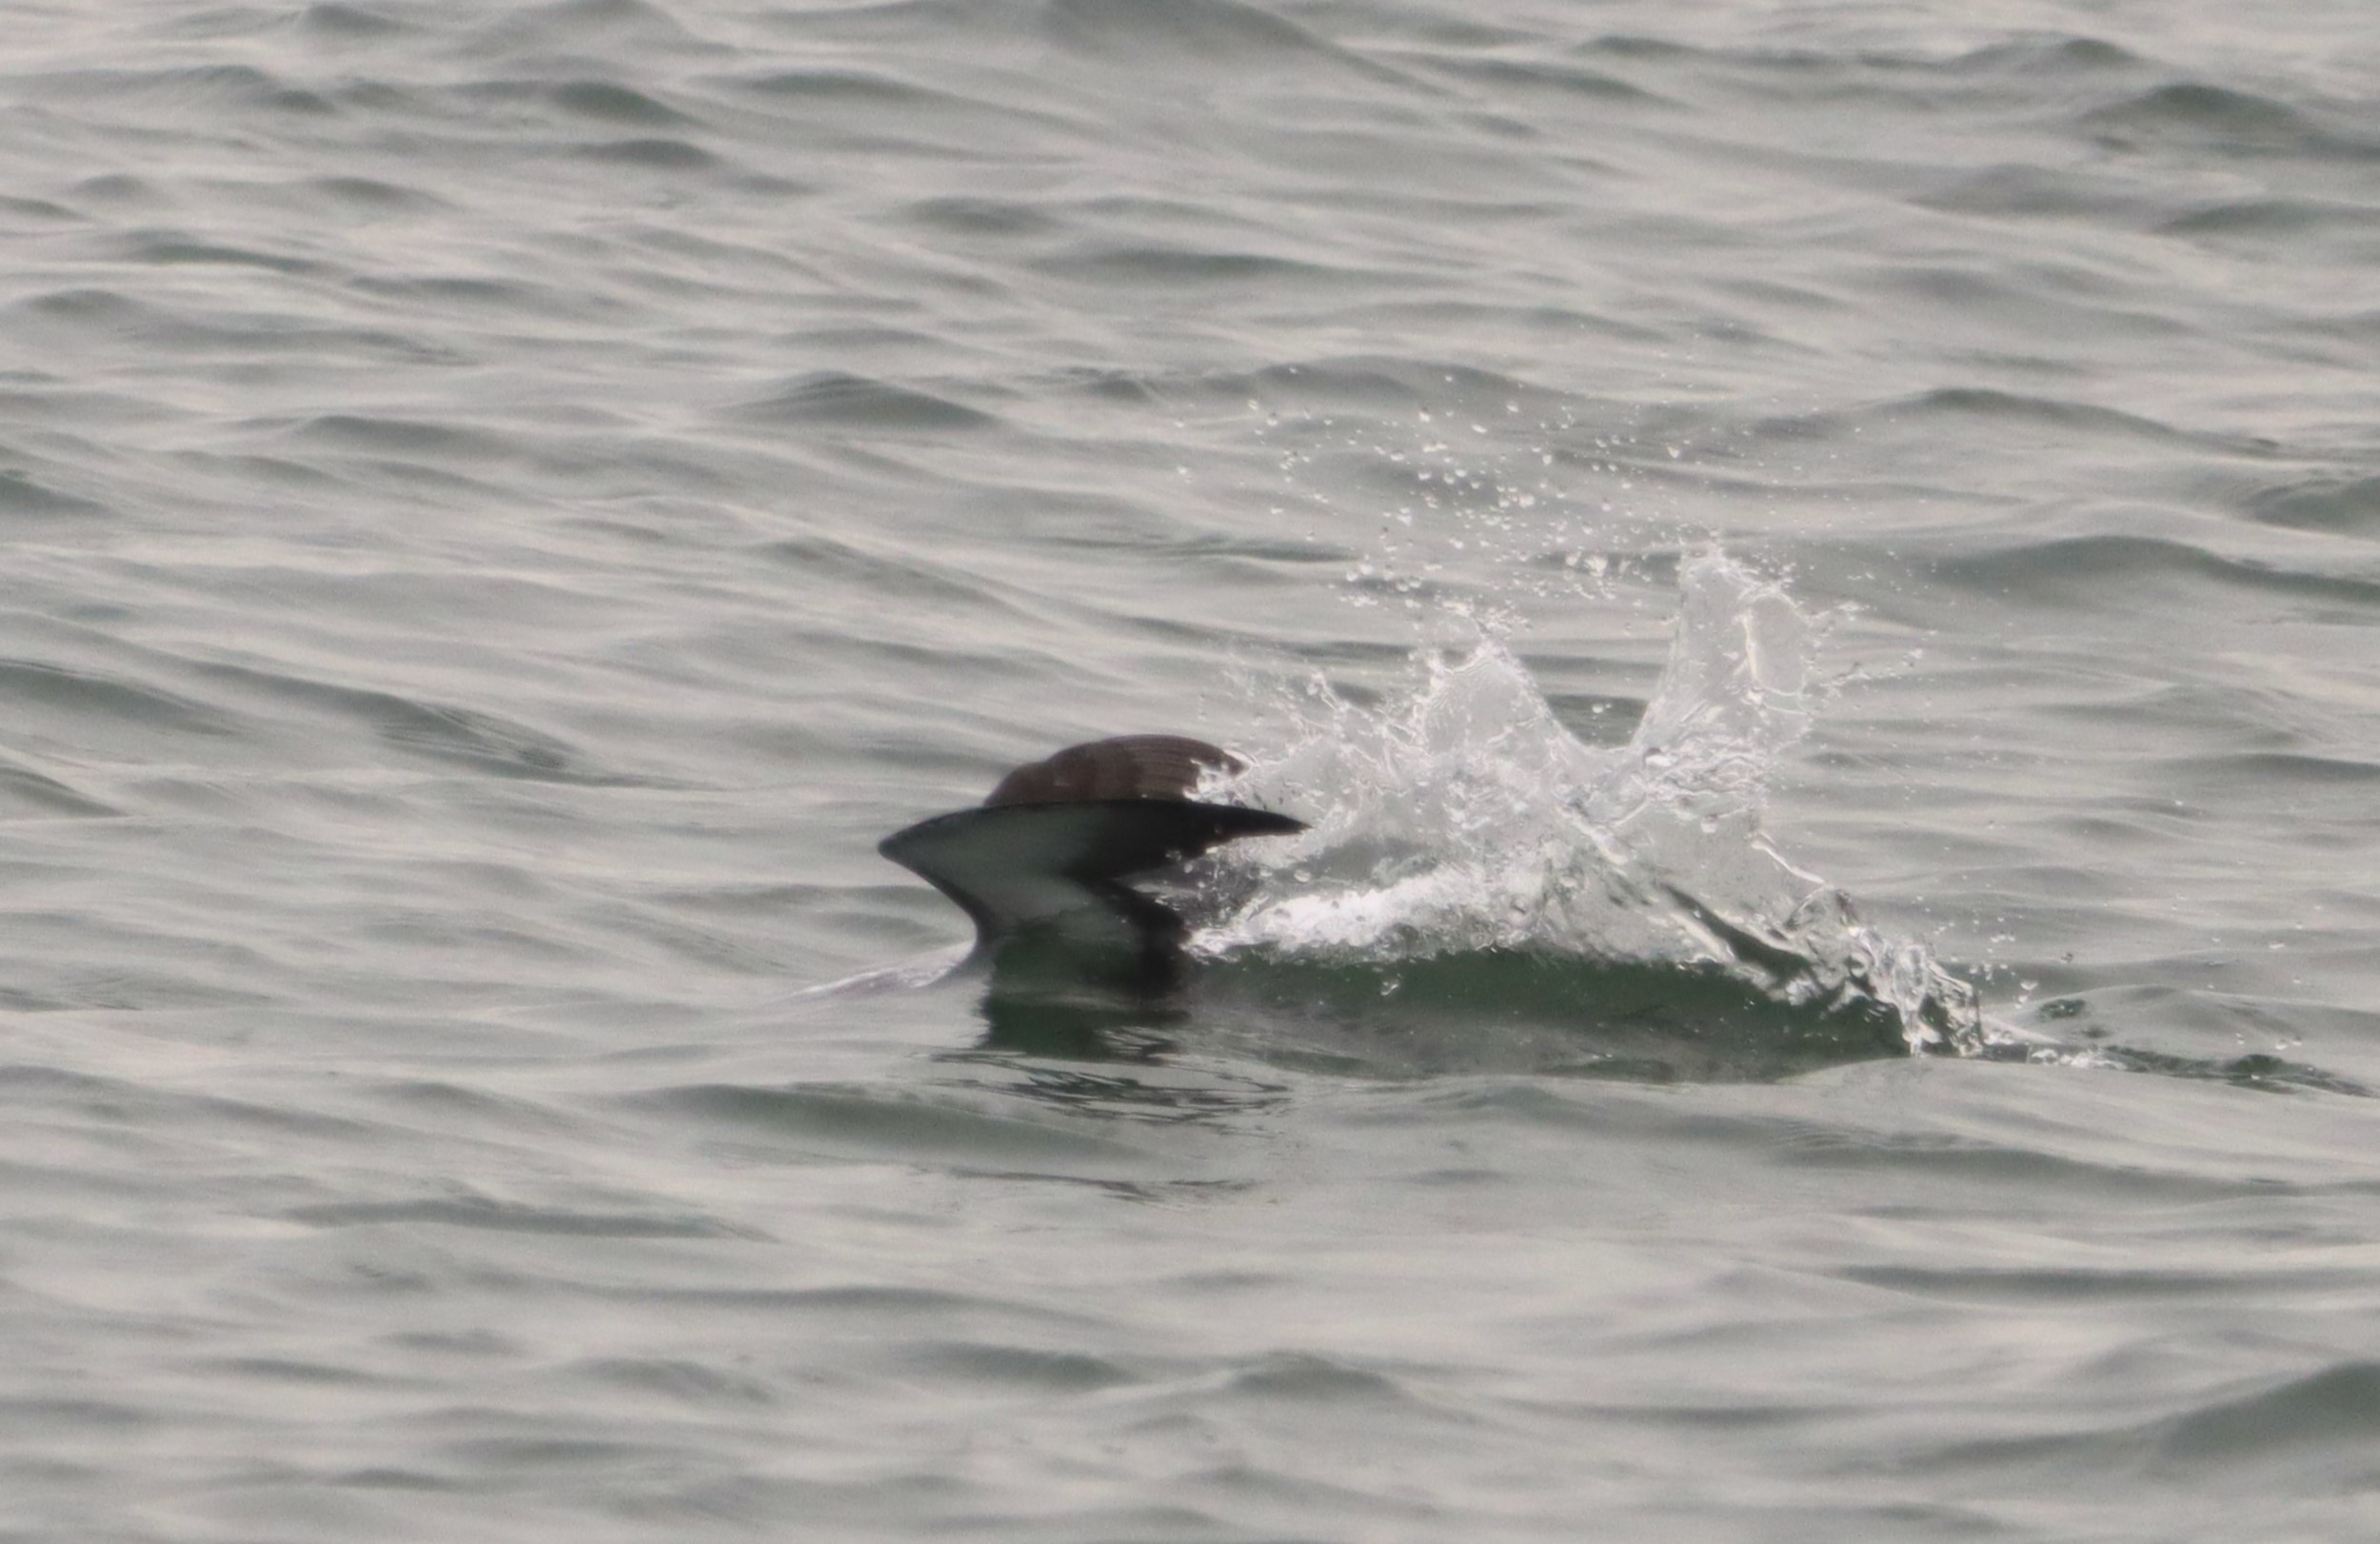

878,735,1305,983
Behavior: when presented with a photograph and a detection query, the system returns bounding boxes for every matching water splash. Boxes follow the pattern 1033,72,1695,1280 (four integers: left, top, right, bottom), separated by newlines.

1201,550,1986,1057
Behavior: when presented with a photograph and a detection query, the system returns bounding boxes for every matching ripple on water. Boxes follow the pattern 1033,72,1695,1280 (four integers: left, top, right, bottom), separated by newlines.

570,1356,779,1407
1872,387,2238,448
22,62,332,116
2080,82,2380,162
2154,1361,2380,1472
1042,0,1360,67
571,138,724,171
115,230,324,276
0,758,116,819
0,658,243,742
900,1340,1141,1393
1223,1350,1413,1404
728,372,1001,433
626,1080,1160,1174
293,3,419,41
2243,473,2380,539
543,80,699,128
286,1195,750,1238
0,470,109,520
1911,1360,2380,1497
753,532,1025,613
1934,534,2380,612
192,661,666,787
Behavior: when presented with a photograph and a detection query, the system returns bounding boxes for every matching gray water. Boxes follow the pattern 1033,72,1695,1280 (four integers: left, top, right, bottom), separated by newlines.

4,0,2379,1537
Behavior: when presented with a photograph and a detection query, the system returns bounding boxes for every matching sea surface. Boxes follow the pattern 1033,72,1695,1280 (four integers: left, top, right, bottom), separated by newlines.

3,0,2378,1538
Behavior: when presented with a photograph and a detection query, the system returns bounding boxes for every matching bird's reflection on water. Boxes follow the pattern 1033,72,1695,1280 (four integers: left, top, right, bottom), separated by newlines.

930,974,1297,1126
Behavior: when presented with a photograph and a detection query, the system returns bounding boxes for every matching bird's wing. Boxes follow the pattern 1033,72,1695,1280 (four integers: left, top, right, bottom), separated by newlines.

879,798,1302,946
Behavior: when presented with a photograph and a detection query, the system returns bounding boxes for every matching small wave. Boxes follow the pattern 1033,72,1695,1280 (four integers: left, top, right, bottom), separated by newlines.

2072,1043,2372,1099
1924,35,2138,74
14,287,147,326
467,0,706,52
756,533,1017,611
116,231,321,275
287,1194,747,1238
1044,0,1353,67
1910,164,2160,223
22,62,331,116
1874,387,2226,447
1038,244,1371,290
573,1355,779,1406
730,68,944,108
1418,56,1666,107
2081,82,2380,162
0,193,79,225
732,371,999,432
283,413,517,461
2154,1361,2380,1467
571,137,722,170
295,3,416,40
1574,30,2132,81
349,272,609,321
1936,535,2380,610
719,63,1091,151
1043,356,1572,421
2087,82,2311,141
2170,751,2380,789
900,195,1061,237
2161,197,2380,239
2244,473,2380,539
1920,1357,2380,1487
0,657,242,740
195,660,671,787
1840,1262,2263,1304
0,469,108,519
1581,34,1698,63
627,1081,1153,1168
900,1339,1138,1393
0,1063,364,1133
300,175,446,212
366,702,641,786
1225,1351,1410,1404
545,80,697,127
0,758,117,820
69,173,161,206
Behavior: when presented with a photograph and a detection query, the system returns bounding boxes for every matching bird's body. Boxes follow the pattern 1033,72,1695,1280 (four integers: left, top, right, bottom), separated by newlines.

877,736,1304,985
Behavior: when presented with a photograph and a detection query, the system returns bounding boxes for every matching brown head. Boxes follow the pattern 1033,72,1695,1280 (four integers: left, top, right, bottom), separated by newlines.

983,735,1245,808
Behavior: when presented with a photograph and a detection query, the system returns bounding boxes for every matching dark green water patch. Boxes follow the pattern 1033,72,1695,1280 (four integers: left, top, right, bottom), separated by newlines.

1185,949,1915,1083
